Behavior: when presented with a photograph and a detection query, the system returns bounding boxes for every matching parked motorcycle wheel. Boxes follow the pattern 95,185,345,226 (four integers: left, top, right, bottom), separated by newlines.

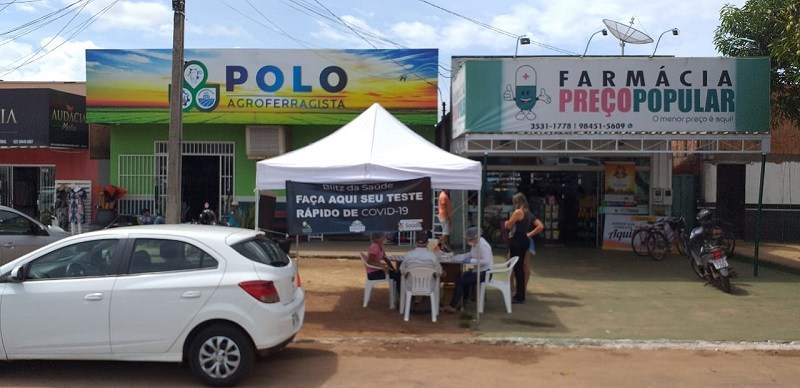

717,274,732,293
689,256,704,278
708,266,732,294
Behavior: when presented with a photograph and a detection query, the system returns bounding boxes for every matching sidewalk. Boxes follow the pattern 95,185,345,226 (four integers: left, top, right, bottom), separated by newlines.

733,241,800,274
289,237,800,274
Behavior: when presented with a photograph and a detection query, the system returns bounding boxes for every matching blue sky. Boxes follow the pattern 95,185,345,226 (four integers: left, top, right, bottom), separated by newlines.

0,0,746,108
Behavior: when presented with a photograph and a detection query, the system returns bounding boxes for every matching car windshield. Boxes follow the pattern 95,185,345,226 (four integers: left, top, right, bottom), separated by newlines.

231,236,291,267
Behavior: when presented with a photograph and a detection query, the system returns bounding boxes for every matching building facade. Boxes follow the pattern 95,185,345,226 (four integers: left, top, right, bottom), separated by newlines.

447,55,776,246
84,48,439,226
0,83,102,229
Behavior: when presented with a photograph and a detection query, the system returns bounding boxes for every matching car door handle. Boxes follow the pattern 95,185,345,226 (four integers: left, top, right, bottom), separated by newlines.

181,291,202,298
84,293,104,301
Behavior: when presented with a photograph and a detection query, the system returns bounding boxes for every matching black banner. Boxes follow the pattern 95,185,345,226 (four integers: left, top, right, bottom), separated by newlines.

48,89,88,148
0,89,87,148
0,89,49,147
286,177,432,235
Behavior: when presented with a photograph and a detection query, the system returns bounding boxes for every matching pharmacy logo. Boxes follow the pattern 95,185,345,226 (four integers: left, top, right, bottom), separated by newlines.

174,60,220,112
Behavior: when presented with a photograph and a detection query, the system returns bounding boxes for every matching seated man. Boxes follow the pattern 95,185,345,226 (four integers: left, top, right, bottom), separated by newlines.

443,227,494,313
400,231,444,308
400,230,443,276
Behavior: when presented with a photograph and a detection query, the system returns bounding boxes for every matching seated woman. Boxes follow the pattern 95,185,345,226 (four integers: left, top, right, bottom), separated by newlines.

365,232,401,304
443,227,494,313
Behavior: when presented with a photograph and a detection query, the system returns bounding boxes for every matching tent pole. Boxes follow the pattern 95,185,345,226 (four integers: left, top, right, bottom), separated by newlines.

475,152,488,323
753,152,767,277
254,189,259,231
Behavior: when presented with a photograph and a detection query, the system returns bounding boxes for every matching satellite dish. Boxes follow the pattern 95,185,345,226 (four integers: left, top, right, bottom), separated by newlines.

603,18,653,55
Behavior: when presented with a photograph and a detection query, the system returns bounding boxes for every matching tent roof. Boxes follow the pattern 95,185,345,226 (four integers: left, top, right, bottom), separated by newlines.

256,103,482,190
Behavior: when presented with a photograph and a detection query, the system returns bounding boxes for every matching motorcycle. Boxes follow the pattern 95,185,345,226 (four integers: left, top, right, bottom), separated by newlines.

686,209,737,293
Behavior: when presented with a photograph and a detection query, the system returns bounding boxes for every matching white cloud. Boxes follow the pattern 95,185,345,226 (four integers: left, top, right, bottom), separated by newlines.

310,16,383,49
87,1,172,37
390,22,438,48
1,36,99,81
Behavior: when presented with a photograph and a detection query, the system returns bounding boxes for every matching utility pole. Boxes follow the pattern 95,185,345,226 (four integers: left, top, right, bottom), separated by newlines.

166,0,185,223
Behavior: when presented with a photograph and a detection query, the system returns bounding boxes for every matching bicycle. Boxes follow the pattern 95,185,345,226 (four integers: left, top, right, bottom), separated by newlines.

630,216,687,261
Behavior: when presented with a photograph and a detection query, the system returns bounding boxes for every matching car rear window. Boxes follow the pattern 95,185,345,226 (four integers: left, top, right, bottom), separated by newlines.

231,236,291,267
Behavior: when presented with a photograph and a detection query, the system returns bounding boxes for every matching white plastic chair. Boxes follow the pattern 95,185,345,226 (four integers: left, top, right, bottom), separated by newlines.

478,255,519,314
359,252,397,309
400,267,439,322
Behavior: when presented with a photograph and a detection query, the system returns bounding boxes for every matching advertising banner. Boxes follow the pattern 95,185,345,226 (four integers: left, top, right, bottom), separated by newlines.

0,89,86,148
286,177,432,235
0,89,50,147
456,56,770,134
48,89,88,148
85,49,438,125
601,162,648,215
602,214,666,250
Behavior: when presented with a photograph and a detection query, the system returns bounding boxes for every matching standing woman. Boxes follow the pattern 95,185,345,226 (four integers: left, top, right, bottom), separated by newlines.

504,193,532,304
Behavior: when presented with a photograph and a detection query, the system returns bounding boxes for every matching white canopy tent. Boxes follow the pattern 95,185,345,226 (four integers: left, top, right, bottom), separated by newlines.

255,103,482,191
255,103,487,320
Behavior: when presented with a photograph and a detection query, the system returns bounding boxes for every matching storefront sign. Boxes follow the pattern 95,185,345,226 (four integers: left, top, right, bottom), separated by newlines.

452,57,770,137
285,177,432,235
85,49,438,125
0,89,87,148
48,90,88,148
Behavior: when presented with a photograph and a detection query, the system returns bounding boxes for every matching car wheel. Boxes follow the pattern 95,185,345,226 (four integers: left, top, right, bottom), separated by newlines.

187,324,255,387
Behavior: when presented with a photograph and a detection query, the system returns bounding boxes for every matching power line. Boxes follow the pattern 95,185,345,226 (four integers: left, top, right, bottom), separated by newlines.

1,0,117,78
415,0,578,56
312,0,377,49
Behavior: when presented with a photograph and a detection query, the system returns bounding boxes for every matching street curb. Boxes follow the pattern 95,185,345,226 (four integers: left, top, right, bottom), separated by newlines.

297,337,800,351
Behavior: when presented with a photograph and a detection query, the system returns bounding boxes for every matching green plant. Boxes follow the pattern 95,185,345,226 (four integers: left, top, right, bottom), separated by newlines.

39,207,55,226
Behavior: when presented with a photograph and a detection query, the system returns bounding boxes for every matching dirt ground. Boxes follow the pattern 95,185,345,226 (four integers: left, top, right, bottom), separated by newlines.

289,257,800,387
298,257,476,340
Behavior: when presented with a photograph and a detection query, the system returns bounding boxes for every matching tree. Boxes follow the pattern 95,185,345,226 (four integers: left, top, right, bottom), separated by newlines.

714,0,800,127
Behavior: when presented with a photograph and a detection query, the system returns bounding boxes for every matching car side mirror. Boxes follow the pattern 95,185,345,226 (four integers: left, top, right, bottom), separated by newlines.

8,265,25,283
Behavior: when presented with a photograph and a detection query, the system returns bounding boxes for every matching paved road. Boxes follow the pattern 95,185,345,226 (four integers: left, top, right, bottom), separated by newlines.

1,341,798,387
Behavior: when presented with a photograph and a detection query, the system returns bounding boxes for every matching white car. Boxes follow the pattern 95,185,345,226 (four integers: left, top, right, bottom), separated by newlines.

0,224,305,387
0,205,70,265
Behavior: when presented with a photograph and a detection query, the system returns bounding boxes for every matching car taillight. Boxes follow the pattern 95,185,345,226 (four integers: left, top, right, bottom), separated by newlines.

294,268,301,288
711,248,724,259
239,281,280,304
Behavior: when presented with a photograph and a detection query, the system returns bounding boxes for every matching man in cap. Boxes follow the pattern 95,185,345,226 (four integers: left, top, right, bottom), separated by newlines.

443,227,494,313
400,231,444,308
400,231,443,276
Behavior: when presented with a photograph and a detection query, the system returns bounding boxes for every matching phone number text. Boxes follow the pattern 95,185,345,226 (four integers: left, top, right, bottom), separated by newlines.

530,123,633,130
